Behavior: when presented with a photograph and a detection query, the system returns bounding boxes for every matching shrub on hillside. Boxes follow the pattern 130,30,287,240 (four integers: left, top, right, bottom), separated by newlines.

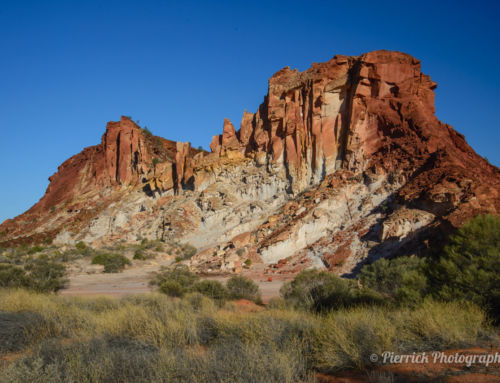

91,253,131,273
281,269,386,312
176,243,197,260
226,275,261,303
74,241,95,257
429,214,500,319
359,256,429,306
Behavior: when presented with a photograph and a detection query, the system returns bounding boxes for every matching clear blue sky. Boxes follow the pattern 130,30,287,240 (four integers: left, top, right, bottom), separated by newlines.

1,0,499,223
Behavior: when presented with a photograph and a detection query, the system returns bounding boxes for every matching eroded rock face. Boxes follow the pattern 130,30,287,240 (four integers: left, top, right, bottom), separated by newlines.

1,50,499,277
205,52,451,195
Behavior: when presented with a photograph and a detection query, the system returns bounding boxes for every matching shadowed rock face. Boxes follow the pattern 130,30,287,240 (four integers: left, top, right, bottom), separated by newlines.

1,50,499,275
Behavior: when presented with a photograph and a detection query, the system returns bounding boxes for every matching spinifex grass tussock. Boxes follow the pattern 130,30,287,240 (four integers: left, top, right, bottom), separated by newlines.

0,289,494,382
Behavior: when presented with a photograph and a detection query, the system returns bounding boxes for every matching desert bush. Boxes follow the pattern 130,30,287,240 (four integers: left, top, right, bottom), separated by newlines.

429,214,500,320
152,265,199,297
133,249,146,260
178,243,197,260
24,255,67,292
91,253,131,273
159,280,184,297
359,256,429,306
0,256,66,292
27,245,44,255
192,280,228,302
0,264,26,288
74,241,94,257
281,269,386,312
226,275,261,303
0,311,46,353
151,264,199,288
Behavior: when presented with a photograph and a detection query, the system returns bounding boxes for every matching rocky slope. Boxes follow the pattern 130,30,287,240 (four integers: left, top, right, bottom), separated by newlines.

1,50,499,276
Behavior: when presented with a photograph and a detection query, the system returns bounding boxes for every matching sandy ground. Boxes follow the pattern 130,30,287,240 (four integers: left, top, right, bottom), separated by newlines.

60,259,290,302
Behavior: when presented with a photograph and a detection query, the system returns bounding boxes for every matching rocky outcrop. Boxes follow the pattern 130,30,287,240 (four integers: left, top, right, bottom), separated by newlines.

1,50,499,277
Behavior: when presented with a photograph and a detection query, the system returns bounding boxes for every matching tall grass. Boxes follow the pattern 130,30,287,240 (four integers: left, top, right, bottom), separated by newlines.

0,290,494,382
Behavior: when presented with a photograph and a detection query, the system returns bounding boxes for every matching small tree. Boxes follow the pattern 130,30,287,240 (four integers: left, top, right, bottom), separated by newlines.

430,214,500,319
281,269,385,312
359,256,429,306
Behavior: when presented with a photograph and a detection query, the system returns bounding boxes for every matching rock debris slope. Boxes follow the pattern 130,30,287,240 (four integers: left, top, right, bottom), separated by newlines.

1,50,499,275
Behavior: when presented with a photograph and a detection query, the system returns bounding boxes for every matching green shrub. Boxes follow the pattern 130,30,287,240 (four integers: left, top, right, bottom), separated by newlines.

359,256,429,306
92,253,131,273
159,280,185,297
74,241,94,257
226,275,261,303
179,243,197,260
27,246,44,255
152,157,160,170
24,255,67,292
192,280,228,302
281,269,386,312
430,214,500,319
0,263,27,288
0,256,66,292
244,258,252,266
151,264,199,287
75,241,86,251
133,249,154,260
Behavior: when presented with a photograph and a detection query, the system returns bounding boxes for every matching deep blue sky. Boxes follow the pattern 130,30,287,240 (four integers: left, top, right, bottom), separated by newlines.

1,0,499,223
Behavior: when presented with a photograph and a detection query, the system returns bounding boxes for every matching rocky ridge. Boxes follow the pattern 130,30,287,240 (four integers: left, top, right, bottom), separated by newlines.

1,50,499,276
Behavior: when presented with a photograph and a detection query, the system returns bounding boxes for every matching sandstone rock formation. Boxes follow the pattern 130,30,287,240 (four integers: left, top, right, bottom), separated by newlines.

1,50,499,276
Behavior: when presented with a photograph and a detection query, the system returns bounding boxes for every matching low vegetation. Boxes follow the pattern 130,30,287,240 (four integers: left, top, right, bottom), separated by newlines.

151,266,261,304
358,214,500,321
359,255,428,306
281,269,385,312
0,214,497,381
91,253,131,273
0,251,67,292
0,290,493,382
226,275,261,302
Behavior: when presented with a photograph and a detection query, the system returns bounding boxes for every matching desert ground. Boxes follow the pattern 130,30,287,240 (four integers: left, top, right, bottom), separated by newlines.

60,255,289,301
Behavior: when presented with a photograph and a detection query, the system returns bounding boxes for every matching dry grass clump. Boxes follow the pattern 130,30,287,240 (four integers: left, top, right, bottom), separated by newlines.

311,300,491,372
0,290,494,382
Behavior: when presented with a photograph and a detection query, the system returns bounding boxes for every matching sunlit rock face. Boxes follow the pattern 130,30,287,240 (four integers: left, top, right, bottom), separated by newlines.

1,50,499,276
